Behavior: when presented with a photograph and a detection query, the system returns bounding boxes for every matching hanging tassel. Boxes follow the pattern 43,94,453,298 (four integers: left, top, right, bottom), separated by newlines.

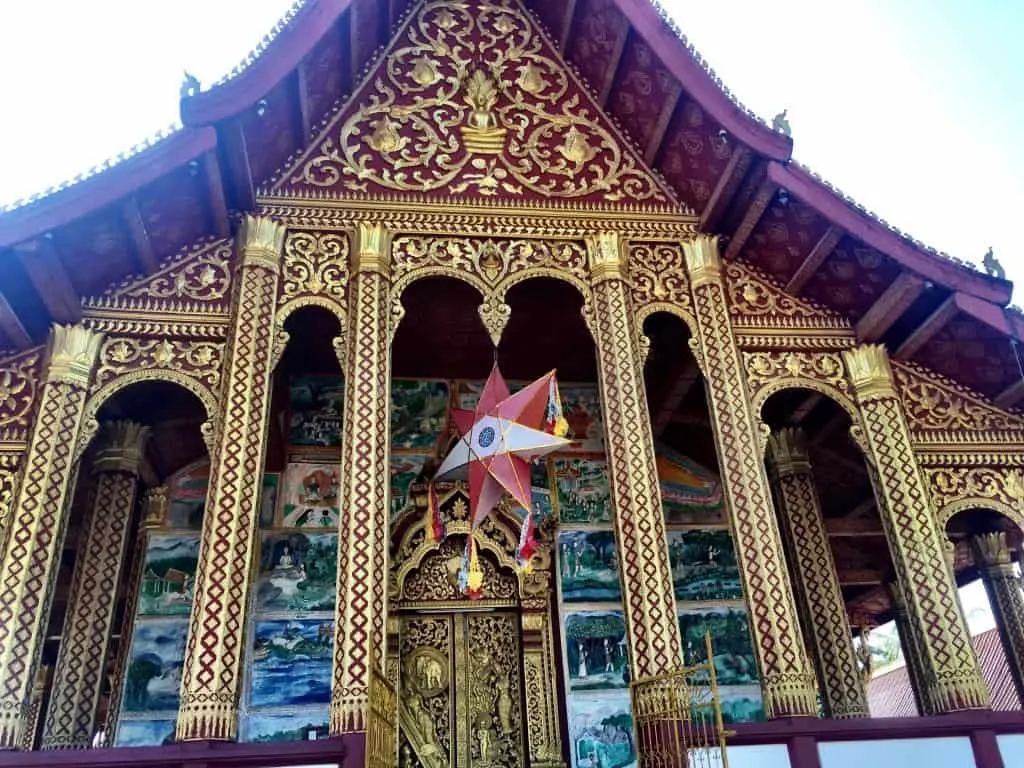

425,481,445,543
458,533,484,600
544,377,570,438
515,505,537,573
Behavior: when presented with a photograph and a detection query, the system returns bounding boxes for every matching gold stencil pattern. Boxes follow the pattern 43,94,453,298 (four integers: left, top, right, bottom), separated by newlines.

769,429,869,718
971,534,1024,701
177,218,284,742
683,235,817,718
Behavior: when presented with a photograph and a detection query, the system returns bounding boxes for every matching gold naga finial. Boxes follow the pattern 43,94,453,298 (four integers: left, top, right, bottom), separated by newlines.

460,69,507,154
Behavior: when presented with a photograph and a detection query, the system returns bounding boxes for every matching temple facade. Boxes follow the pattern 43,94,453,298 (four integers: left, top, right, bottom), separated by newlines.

0,1,1023,767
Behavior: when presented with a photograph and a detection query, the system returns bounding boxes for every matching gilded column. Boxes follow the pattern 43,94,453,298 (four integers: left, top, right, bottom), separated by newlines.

586,232,682,682
177,216,286,741
888,580,934,715
768,428,869,718
843,344,987,711
521,548,563,768
972,532,1024,704
105,486,167,739
330,223,393,734
19,666,51,751
40,421,149,749
0,325,103,749
682,235,817,717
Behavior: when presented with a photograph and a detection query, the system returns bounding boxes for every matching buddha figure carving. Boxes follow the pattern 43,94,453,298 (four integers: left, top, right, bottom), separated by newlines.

461,69,507,154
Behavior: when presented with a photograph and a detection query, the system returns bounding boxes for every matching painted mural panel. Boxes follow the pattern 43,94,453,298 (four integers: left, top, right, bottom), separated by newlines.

391,379,450,451
113,718,175,748
255,532,338,613
250,619,334,708
165,462,209,530
560,385,605,453
280,462,340,528
121,618,188,714
656,446,724,525
667,529,742,602
559,531,620,602
568,693,636,768
554,458,612,524
716,685,765,724
391,453,430,521
138,534,200,616
564,611,629,691
259,473,280,529
678,607,758,686
288,375,344,447
243,711,330,742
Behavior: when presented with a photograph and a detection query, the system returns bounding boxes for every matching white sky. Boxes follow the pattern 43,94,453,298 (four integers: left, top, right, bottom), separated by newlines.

0,0,1020,299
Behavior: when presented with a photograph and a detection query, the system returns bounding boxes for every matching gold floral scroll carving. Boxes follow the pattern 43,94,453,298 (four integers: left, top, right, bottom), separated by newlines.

0,325,104,749
177,216,286,742
928,467,1024,531
843,344,988,712
682,234,817,718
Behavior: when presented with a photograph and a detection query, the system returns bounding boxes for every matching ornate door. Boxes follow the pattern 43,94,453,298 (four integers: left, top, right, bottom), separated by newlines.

398,611,526,768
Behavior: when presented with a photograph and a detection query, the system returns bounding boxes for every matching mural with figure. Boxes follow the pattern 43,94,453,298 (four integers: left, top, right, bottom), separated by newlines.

281,462,340,528
568,694,635,768
391,378,450,451
249,619,334,708
559,531,621,602
288,375,344,447
666,529,742,602
121,618,188,714
254,532,338,612
554,458,612,524
678,607,758,686
565,611,629,690
137,534,199,616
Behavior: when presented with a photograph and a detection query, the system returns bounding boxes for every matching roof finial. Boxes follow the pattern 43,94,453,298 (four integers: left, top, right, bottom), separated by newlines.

180,71,201,100
983,246,1005,280
772,109,791,137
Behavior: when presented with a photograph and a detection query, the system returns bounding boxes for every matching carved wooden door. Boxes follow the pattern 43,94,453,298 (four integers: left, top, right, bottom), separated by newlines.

398,611,526,768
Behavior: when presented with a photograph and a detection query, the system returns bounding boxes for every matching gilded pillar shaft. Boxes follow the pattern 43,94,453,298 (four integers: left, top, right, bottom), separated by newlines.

972,533,1024,704
105,487,167,740
0,452,23,544
682,235,817,718
41,422,149,749
768,429,869,718
20,666,51,752
177,216,286,742
844,344,987,711
0,325,103,749
330,223,393,734
521,592,563,768
888,580,934,715
587,233,682,680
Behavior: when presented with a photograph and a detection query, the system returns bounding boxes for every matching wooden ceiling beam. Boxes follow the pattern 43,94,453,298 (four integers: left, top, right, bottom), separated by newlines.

13,237,81,324
0,290,32,350
202,153,232,239
784,226,842,295
223,120,256,211
558,0,579,53
837,568,885,587
120,196,160,275
699,145,752,233
826,516,883,537
295,63,313,142
597,26,631,109
653,356,702,437
894,295,958,360
787,392,824,425
995,378,1024,411
643,84,680,166
724,179,777,260
855,272,926,343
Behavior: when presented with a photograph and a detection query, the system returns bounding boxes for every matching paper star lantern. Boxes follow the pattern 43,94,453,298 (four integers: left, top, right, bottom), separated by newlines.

432,364,570,596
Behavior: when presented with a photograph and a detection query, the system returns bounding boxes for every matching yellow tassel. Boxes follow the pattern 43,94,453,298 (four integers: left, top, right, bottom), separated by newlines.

554,415,569,438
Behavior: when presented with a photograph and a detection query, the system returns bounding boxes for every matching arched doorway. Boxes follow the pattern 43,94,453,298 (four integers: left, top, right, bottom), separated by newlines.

388,484,555,768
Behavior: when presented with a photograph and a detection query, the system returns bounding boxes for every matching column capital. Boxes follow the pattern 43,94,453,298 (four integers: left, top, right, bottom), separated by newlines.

238,215,286,271
972,531,1012,568
351,222,393,277
843,344,896,400
46,324,104,388
92,421,150,475
586,232,627,284
682,234,722,287
768,427,812,476
141,485,168,531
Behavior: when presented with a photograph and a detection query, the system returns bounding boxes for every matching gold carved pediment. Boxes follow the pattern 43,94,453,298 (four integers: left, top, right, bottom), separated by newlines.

271,0,682,212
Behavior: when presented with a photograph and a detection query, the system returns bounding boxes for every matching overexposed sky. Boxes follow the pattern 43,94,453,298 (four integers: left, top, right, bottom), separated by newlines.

0,1,1020,297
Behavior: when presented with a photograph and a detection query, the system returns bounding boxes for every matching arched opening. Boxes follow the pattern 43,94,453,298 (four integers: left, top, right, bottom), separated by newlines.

945,507,1024,711
40,379,208,750
760,387,904,718
643,311,764,725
